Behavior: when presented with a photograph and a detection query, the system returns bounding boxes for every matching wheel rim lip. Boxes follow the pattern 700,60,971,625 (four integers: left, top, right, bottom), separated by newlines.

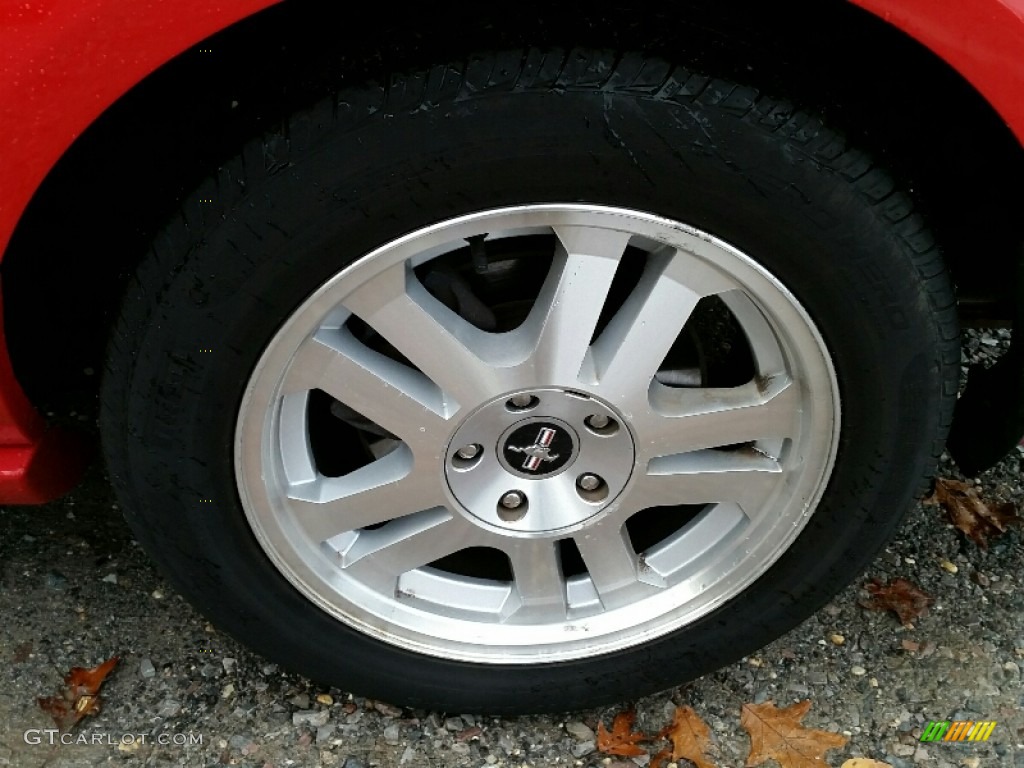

235,204,841,664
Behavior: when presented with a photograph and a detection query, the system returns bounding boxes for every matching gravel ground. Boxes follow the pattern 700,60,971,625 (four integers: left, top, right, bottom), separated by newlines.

1,330,1022,768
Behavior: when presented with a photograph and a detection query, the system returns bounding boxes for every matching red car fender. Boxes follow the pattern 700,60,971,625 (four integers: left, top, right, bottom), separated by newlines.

851,0,1024,147
0,0,279,502
0,0,1022,502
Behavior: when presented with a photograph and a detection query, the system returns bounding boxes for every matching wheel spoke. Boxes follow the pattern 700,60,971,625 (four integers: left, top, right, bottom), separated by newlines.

590,248,734,395
574,524,662,602
282,328,447,448
340,511,483,591
637,376,799,457
287,446,443,543
341,262,507,408
515,225,630,385
504,539,567,618
634,449,783,514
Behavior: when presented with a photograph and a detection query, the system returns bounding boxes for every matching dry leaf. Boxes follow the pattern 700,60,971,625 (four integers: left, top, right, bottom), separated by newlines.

926,477,1018,548
841,760,893,768
38,656,119,731
597,709,649,757
741,700,847,768
859,578,932,626
656,706,717,768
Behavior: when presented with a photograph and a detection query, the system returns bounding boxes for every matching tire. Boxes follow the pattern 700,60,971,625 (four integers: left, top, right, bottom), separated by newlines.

101,48,958,714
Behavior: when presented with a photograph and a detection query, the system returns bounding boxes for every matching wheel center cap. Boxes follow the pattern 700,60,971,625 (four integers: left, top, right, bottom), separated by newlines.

498,418,577,479
444,389,635,534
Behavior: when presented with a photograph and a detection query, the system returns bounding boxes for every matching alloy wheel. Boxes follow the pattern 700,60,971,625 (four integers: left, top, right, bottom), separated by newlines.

235,205,840,663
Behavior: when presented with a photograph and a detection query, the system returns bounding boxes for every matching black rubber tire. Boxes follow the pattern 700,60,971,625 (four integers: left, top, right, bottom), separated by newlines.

101,48,959,714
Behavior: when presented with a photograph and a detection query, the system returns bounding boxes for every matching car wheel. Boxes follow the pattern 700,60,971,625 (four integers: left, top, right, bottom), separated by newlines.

101,49,958,713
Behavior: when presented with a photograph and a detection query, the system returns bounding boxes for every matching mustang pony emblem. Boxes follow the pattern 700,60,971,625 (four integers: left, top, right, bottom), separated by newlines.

507,427,560,471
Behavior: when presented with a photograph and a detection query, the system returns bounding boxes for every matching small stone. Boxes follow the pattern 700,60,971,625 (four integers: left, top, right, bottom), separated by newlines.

293,710,330,727
117,740,140,754
262,663,279,675
851,666,867,676
316,693,334,706
1003,661,1020,676
895,744,916,756
444,716,465,731
101,573,118,584
373,700,403,717
229,735,249,750
289,693,311,709
139,658,156,678
316,724,336,745
940,560,958,574
901,640,920,652
571,741,596,758
830,634,845,646
151,589,164,599
566,722,595,742
156,699,180,717
221,683,235,699
297,731,313,747
970,571,990,587
222,657,236,673
451,742,471,755
747,657,763,667
913,747,930,762
962,758,981,768
400,746,416,764
869,677,879,687
383,724,401,744
45,571,67,590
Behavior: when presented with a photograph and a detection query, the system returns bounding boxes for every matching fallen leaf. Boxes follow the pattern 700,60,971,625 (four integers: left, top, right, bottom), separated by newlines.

926,477,1019,548
859,578,932,626
900,639,920,652
656,706,717,768
741,700,847,768
456,726,482,742
597,709,649,757
38,656,119,731
841,760,893,768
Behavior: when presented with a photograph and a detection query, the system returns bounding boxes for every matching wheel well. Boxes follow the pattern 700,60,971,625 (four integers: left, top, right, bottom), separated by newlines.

4,0,1021,423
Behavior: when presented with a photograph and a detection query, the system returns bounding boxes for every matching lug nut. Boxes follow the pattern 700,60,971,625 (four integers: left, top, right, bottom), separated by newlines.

577,473,602,491
586,414,610,429
456,444,480,460
509,393,534,408
500,491,526,509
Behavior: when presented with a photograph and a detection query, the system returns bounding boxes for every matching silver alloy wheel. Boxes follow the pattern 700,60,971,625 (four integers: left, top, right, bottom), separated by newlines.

235,205,840,664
